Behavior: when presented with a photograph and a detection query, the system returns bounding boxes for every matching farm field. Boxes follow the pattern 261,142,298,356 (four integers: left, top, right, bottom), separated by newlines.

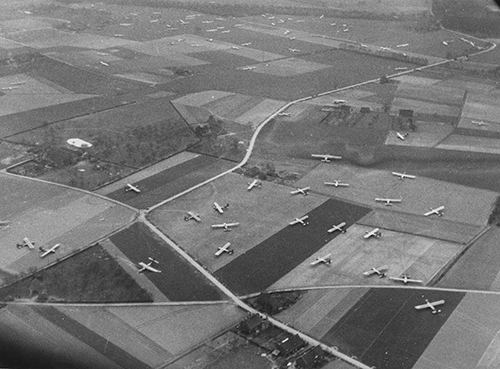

295,163,497,226
213,198,370,295
106,154,235,209
358,209,482,244
150,172,329,274
436,134,500,155
8,97,197,169
0,302,244,369
0,244,152,303
437,226,500,291
271,223,463,289
277,287,466,369
0,173,136,282
109,222,224,301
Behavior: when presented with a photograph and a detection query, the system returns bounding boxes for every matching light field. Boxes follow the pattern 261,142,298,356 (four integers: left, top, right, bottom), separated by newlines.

271,224,462,289
436,134,500,155
0,173,135,280
150,172,327,272
295,164,497,226
395,82,465,106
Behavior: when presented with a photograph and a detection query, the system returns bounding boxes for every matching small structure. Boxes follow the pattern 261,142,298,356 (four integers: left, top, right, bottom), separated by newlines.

398,109,415,131
67,138,92,149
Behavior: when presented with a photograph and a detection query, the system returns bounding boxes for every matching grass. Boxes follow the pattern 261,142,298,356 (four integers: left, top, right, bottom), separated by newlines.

0,244,153,303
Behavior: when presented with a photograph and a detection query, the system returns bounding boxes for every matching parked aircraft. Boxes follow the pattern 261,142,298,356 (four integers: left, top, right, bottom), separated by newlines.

288,48,300,52
394,67,409,71
215,242,233,256
206,28,217,32
311,154,342,162
364,228,382,239
277,112,291,117
289,215,309,226
137,257,161,273
179,19,189,24
284,30,291,35
231,46,240,50
396,132,408,141
310,253,332,266
221,30,230,33
424,205,445,217
184,211,201,222
392,172,416,180
119,23,132,26
333,99,347,104
99,61,109,66
363,265,388,278
415,299,445,314
396,43,409,48
375,198,402,206
241,42,252,46
328,222,346,233
17,237,35,249
39,244,60,258
389,274,423,284
211,222,240,232
202,20,214,23
290,187,310,196
239,66,256,71
125,183,141,193
247,179,262,191
472,120,489,126
324,180,349,187
213,202,229,214
150,19,159,23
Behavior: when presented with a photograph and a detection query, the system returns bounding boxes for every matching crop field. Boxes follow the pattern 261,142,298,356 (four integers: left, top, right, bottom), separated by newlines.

322,288,463,369
109,222,223,301
0,304,121,369
390,97,461,119
459,93,500,128
384,121,454,147
295,163,497,226
393,75,441,86
198,195,370,294
150,172,329,273
0,173,135,282
97,151,199,195
358,209,482,244
395,82,465,106
437,227,500,291
251,57,331,77
436,134,500,155
106,154,235,209
271,224,463,289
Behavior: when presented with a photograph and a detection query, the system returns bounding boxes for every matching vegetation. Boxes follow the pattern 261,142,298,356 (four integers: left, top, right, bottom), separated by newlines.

246,291,302,315
0,244,153,303
488,196,500,226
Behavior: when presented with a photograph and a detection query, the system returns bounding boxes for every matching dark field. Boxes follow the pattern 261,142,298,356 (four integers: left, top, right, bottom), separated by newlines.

321,288,465,369
214,198,370,295
0,96,132,138
107,154,235,208
110,222,224,301
0,245,152,303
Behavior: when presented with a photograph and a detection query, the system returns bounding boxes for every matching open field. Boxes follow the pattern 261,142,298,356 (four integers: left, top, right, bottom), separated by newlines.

271,223,463,289
0,173,136,282
395,82,465,106
0,244,152,303
436,134,500,155
107,154,235,209
213,199,370,295
437,226,500,291
0,141,30,169
150,172,329,273
390,97,461,118
0,95,131,138
384,121,454,148
295,163,497,226
0,304,122,369
110,222,224,301
0,301,244,369
359,209,482,244
97,151,199,195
